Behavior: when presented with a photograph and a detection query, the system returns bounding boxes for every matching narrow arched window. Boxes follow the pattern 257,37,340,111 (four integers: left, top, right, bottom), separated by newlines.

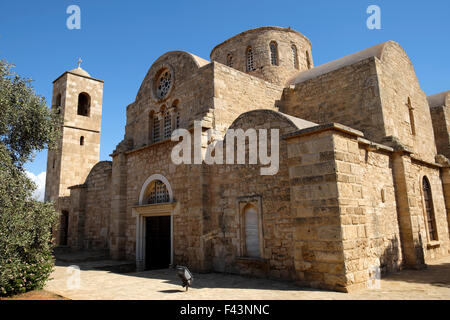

55,93,62,114
80,136,84,146
244,205,260,257
270,41,278,66
77,92,90,116
306,51,312,69
144,180,169,204
163,110,171,139
407,97,416,135
422,177,438,241
246,47,255,72
291,45,299,69
226,54,233,67
153,114,161,143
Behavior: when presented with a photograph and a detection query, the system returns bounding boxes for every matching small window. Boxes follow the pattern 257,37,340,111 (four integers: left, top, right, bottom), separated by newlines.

291,45,299,69
153,115,161,143
270,42,278,66
422,177,438,241
55,93,62,114
80,136,84,146
244,205,260,258
164,111,171,139
226,54,233,67
246,47,255,72
77,92,90,117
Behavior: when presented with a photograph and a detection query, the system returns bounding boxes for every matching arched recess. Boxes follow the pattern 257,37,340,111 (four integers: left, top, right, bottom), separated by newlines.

139,173,173,205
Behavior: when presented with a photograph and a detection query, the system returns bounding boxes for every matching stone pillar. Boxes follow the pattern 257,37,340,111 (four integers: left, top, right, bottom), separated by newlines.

286,127,347,292
391,152,425,268
109,151,128,260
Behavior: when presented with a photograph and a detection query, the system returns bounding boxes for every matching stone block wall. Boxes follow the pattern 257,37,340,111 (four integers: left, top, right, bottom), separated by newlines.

83,161,112,249
377,42,437,163
279,57,385,143
286,127,346,291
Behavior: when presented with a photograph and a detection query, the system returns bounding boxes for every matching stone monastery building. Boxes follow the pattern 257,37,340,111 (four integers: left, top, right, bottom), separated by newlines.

45,26,450,292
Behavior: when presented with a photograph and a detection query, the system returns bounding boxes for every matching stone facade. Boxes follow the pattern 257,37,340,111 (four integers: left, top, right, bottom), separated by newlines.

46,26,450,292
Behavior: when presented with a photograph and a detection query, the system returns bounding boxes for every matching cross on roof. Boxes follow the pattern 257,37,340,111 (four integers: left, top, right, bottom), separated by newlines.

77,57,82,68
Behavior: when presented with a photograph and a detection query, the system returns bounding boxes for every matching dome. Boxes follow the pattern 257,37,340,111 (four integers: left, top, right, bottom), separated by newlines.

69,66,91,77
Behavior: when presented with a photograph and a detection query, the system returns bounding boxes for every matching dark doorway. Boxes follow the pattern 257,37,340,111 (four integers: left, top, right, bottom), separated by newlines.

60,211,69,246
145,216,170,270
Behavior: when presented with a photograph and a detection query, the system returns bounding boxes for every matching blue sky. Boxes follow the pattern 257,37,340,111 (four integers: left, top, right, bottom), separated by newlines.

0,0,449,178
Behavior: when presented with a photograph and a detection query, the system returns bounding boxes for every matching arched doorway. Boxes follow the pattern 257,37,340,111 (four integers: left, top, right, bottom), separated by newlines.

133,174,175,271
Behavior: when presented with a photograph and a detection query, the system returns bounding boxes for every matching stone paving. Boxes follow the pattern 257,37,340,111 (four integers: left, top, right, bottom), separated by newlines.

44,256,450,300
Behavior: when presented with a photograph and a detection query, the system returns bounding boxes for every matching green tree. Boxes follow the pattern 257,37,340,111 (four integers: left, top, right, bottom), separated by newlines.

0,59,61,296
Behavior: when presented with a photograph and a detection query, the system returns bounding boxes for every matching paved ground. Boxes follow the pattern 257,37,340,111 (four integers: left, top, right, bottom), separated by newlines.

44,256,450,300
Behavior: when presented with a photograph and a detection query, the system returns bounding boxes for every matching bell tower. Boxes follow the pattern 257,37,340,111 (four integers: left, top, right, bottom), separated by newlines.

44,59,104,202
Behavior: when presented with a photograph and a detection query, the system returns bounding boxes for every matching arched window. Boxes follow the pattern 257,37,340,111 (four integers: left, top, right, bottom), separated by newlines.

153,114,161,143
171,100,180,129
226,54,233,67
407,97,416,135
80,136,84,146
163,110,171,139
291,45,299,69
306,51,312,69
422,177,438,241
77,92,90,116
246,47,255,72
55,93,62,114
269,41,278,66
144,180,170,204
244,204,260,257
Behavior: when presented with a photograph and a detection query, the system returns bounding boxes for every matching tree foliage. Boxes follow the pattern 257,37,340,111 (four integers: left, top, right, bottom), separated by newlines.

0,59,60,296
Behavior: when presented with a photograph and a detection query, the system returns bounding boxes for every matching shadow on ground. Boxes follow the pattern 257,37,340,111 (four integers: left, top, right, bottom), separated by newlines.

52,249,450,293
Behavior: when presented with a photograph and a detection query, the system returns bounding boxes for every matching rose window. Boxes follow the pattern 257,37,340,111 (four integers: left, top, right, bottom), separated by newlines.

156,70,172,99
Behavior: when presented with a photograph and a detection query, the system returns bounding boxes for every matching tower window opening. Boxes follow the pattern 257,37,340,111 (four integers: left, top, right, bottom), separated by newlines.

55,93,62,114
226,54,233,67
291,45,299,69
246,47,255,72
270,42,278,66
77,92,90,117
80,136,84,146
